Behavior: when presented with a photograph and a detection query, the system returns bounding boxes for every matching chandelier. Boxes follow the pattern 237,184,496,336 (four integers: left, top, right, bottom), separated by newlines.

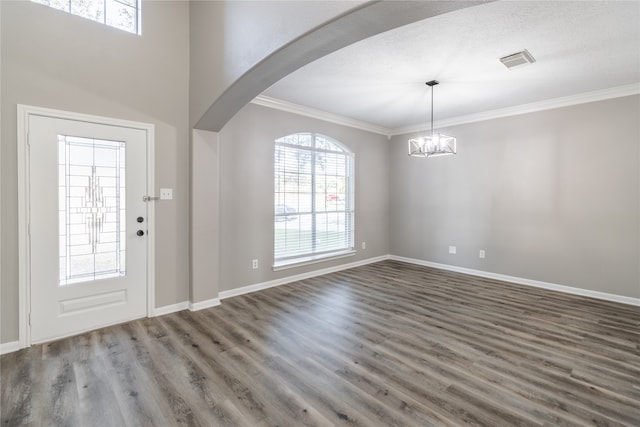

408,80,456,158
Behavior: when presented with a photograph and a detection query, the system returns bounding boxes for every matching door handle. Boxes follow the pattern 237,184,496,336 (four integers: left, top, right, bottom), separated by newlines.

137,230,145,237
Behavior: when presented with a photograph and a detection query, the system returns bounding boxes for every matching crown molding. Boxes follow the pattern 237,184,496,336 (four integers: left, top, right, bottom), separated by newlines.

393,82,640,136
251,95,393,137
252,83,640,138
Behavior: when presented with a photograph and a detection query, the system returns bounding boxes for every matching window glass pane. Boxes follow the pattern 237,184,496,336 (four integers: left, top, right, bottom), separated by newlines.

71,0,104,23
315,135,343,152
35,0,69,12
106,0,137,33
58,135,126,285
32,0,140,34
274,133,354,265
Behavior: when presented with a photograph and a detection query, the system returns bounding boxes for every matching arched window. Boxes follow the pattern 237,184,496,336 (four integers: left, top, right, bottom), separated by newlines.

274,133,354,268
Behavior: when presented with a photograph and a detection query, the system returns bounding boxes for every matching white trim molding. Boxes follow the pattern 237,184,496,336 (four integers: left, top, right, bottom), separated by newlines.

152,298,221,317
17,105,30,349
189,298,221,312
273,250,357,271
220,255,390,300
393,83,640,136
0,341,22,356
152,301,189,317
252,95,392,137
389,255,640,307
252,83,640,138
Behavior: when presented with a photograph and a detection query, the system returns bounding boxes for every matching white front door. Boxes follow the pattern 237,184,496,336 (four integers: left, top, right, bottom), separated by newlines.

28,114,149,344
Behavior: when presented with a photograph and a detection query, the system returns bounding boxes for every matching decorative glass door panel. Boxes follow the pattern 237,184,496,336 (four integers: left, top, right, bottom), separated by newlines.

58,136,127,285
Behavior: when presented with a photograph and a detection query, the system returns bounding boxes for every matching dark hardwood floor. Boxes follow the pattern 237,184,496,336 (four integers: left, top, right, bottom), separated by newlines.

2,260,639,426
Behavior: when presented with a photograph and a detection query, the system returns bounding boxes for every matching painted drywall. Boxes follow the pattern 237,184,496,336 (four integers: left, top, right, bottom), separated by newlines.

191,129,220,303
389,95,640,298
189,0,362,128
216,103,389,292
189,0,483,131
1,1,190,342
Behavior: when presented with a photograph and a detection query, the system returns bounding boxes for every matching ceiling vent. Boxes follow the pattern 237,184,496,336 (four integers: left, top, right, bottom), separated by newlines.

499,49,536,69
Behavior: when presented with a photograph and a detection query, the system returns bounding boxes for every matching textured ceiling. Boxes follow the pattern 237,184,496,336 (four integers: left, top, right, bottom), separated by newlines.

262,1,640,132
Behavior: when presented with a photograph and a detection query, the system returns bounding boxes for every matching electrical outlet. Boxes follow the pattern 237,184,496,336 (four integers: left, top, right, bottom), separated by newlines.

362,241,366,250
449,246,457,254
479,250,485,259
252,259,259,269
160,188,173,200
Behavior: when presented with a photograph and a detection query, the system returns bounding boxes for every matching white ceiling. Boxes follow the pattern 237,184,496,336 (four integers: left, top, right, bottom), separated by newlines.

262,1,640,133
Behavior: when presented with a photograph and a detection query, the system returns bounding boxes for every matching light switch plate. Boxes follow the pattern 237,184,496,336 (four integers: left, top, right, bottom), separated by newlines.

160,188,173,200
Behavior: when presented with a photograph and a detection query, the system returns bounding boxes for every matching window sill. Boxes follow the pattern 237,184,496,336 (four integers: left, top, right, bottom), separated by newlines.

273,250,357,272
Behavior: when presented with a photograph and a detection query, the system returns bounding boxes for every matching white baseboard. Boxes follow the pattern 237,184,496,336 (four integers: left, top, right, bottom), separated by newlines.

152,301,189,316
189,298,221,311
0,340,22,355
219,255,390,300
153,298,221,316
389,255,640,307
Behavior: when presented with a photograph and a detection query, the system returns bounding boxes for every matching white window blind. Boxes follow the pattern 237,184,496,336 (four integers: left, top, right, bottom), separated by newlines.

274,133,354,267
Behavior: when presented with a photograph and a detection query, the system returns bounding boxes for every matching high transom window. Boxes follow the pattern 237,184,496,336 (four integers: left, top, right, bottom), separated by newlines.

32,0,141,35
274,133,355,268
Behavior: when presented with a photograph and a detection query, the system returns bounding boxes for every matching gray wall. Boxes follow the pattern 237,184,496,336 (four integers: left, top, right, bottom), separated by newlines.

191,129,220,303
188,0,361,127
217,103,390,292
389,95,640,298
1,0,191,342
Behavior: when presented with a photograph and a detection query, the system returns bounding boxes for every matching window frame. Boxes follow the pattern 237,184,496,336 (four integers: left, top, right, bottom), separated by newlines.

273,133,355,270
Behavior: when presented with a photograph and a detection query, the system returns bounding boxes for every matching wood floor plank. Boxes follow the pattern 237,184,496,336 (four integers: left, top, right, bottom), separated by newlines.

2,260,639,426
34,339,82,426
0,346,41,425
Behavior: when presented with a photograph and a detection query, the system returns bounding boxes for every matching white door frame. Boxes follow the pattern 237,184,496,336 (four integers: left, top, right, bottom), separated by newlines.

17,104,155,348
